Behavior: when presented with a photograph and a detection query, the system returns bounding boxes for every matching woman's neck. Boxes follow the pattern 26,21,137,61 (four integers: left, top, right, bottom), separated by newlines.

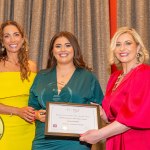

122,62,141,75
6,52,19,65
56,63,76,73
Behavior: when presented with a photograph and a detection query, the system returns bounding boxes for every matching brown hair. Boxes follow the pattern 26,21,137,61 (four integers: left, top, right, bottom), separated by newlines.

0,20,30,80
47,31,91,70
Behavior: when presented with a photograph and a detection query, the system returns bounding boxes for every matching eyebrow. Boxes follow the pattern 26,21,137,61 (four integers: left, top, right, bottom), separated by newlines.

116,40,133,43
3,32,20,35
65,42,71,45
55,42,71,45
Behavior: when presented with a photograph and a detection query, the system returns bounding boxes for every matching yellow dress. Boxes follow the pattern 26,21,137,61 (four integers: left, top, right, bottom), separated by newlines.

0,72,36,150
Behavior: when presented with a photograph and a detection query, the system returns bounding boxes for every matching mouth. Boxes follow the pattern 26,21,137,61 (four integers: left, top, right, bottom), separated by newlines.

58,52,69,57
119,52,129,57
9,44,18,48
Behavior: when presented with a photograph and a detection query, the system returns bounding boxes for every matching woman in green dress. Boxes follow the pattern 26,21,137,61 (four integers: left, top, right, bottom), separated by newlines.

28,31,103,150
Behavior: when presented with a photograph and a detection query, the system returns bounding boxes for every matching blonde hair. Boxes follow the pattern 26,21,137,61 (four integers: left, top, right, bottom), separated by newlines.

109,27,149,67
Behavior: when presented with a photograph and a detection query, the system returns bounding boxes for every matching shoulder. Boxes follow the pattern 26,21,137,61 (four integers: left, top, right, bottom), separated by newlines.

30,68,52,88
0,61,6,72
134,64,150,78
35,68,53,79
77,68,99,81
38,68,52,75
28,60,37,73
77,68,93,77
138,64,150,72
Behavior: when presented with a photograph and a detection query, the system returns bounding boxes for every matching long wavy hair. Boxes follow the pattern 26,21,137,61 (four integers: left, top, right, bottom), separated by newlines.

0,20,30,81
47,31,91,71
109,27,149,68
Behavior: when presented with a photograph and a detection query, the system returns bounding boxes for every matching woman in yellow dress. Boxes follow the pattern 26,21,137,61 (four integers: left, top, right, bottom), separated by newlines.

0,20,37,150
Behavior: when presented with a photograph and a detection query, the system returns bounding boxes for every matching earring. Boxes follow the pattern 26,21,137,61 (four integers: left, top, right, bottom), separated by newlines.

136,53,140,58
136,53,140,63
1,44,5,52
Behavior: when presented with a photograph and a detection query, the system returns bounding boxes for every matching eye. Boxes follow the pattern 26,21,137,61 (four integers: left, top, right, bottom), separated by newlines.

3,35,9,38
116,43,121,47
65,44,72,48
55,45,61,48
125,41,132,45
14,33,21,37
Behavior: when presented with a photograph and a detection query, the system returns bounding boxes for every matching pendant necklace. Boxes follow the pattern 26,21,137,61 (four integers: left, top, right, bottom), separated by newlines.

112,63,140,91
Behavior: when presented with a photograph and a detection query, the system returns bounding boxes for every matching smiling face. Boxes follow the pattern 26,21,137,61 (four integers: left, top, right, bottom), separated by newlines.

2,25,24,54
52,36,74,65
114,33,139,66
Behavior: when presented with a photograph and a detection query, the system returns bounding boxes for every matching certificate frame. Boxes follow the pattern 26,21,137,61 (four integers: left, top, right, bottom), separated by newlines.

45,102,100,137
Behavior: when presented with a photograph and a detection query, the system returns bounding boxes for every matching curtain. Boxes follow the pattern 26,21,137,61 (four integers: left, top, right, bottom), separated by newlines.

0,0,110,94
0,0,110,149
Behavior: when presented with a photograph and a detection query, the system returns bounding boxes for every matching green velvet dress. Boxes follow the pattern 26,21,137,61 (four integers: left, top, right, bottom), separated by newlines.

28,67,103,150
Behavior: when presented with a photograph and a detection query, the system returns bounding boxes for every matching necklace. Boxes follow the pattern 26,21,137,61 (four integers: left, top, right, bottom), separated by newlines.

57,67,76,92
57,67,76,79
112,63,140,91
112,73,125,91
59,69,73,78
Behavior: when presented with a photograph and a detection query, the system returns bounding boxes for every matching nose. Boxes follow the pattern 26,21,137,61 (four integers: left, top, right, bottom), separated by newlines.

61,45,65,51
120,44,125,51
10,36,15,42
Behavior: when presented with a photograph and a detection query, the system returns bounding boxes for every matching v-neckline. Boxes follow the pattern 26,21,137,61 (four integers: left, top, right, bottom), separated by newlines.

55,67,77,95
110,64,143,95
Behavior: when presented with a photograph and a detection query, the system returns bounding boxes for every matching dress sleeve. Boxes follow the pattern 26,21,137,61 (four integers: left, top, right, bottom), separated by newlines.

28,73,42,110
90,74,104,104
116,67,150,128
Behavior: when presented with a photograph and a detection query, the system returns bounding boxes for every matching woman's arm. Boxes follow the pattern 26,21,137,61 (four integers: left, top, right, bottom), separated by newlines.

91,102,109,123
99,105,109,123
80,121,130,144
28,60,37,72
0,103,35,123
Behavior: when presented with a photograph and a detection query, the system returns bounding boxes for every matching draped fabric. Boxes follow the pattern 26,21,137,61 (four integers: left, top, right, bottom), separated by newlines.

102,64,150,150
28,67,103,150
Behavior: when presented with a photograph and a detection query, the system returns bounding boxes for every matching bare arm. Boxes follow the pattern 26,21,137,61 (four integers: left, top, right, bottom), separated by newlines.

80,121,130,144
0,103,35,123
28,60,37,72
99,105,109,123
91,102,109,123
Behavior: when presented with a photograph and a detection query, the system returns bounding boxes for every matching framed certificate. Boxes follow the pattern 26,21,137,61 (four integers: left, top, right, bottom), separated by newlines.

45,102,100,137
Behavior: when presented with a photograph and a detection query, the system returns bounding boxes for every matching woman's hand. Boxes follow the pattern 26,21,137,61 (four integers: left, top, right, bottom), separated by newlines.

17,106,35,123
80,129,101,144
35,110,46,122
